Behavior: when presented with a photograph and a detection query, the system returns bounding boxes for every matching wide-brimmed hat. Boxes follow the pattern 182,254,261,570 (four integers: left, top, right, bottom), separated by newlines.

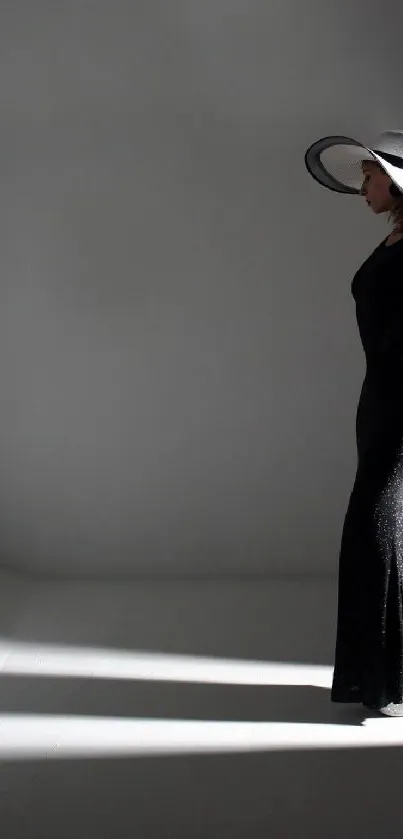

305,130,403,195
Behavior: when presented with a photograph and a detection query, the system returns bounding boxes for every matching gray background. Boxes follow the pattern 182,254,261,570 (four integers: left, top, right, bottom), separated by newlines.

2,5,403,838
1,0,401,576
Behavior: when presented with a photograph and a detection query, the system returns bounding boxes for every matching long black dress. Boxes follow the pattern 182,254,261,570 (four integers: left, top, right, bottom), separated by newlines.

331,236,403,708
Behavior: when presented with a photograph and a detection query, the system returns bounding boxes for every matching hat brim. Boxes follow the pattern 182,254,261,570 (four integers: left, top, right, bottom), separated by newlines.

305,135,403,195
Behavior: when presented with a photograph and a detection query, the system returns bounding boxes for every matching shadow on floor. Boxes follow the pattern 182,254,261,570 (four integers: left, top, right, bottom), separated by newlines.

0,673,369,725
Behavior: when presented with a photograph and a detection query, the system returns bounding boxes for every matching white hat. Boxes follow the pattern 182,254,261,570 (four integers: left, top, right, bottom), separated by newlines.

305,130,403,195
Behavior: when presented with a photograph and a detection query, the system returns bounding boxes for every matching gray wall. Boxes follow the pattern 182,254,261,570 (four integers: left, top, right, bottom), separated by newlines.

1,0,402,576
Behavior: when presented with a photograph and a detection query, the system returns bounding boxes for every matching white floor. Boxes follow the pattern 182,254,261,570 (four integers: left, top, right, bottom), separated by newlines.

0,571,401,838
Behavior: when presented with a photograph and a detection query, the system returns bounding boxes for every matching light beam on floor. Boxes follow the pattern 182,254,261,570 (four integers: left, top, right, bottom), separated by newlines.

0,639,401,761
0,714,401,761
0,639,331,686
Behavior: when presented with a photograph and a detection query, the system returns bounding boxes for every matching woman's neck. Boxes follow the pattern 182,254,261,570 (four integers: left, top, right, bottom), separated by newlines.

385,229,403,246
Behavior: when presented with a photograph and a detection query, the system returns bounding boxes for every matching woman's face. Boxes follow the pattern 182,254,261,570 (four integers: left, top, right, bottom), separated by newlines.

361,161,394,214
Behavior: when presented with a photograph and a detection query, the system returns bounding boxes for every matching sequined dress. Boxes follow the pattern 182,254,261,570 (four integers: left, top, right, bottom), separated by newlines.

331,236,403,707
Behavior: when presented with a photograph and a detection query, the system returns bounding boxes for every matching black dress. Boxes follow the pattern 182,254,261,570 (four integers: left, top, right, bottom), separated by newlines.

331,236,403,708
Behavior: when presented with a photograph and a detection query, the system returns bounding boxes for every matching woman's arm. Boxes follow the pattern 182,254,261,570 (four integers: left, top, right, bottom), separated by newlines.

379,271,403,359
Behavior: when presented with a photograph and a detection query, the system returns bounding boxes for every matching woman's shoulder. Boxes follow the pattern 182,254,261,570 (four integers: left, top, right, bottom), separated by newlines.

363,236,403,266
381,237,403,274
351,238,402,298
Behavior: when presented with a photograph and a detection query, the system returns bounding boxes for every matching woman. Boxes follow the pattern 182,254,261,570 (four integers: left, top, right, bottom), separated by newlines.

305,130,403,716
